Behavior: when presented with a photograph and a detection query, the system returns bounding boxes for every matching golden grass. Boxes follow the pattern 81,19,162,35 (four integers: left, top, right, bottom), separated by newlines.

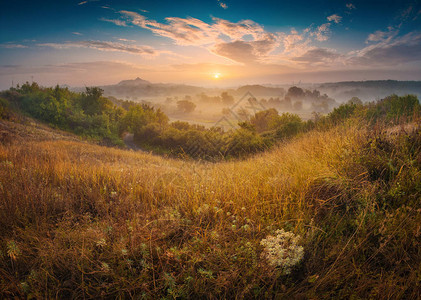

0,120,419,298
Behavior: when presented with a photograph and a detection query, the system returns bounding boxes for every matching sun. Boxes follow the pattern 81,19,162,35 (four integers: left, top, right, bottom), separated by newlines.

213,73,221,79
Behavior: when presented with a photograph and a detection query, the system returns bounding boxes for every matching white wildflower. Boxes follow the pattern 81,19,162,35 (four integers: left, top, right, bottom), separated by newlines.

260,229,304,274
95,238,107,248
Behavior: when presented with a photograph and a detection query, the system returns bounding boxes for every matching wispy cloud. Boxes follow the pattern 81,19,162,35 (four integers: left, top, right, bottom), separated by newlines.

327,14,342,24
72,32,82,36
100,18,128,27
212,17,266,40
349,31,421,66
217,0,228,9
117,38,137,43
78,0,99,5
119,11,217,46
291,48,341,65
346,3,356,10
366,27,397,43
0,43,28,49
38,40,158,56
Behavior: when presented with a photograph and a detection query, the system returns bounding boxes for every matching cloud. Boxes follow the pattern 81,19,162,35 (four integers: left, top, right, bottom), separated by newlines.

78,0,99,5
312,23,331,41
212,18,266,40
104,11,340,65
115,11,282,63
213,41,257,63
413,9,421,21
38,41,157,56
327,14,342,24
213,33,277,63
346,3,356,10
349,32,421,66
100,18,128,27
72,32,82,36
119,11,218,46
291,48,341,65
115,11,280,64
218,1,228,9
400,5,413,22
366,27,397,43
118,11,275,46
0,43,28,49
278,30,309,56
397,4,421,24
117,38,136,43
220,3,228,9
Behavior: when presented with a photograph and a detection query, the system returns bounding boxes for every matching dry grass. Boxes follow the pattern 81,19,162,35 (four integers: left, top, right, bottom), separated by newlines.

0,120,420,298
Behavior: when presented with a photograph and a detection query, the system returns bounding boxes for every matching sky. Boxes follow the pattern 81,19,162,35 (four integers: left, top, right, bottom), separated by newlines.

1,0,421,89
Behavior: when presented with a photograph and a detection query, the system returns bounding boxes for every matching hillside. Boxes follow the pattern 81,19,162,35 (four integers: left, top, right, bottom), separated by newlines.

0,113,420,298
317,80,421,102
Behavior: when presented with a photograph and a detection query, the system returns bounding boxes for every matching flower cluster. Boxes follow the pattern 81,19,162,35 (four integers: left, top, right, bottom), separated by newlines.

260,229,304,274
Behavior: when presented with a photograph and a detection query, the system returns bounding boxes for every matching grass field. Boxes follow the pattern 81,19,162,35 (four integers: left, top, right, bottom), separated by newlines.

0,118,420,298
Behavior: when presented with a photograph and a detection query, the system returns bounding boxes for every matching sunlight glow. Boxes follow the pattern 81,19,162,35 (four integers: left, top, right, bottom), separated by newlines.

213,73,221,79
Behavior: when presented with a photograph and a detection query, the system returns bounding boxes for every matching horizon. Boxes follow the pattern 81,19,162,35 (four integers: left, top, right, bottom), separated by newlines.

1,0,421,90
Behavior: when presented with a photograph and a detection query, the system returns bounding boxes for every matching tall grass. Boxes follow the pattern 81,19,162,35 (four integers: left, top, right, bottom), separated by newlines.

0,120,420,298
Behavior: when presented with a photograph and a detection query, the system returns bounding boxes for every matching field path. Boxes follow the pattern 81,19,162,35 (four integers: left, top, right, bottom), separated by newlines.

123,132,143,151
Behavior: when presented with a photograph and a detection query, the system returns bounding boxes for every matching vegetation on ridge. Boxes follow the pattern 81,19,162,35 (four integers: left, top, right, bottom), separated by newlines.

1,82,420,160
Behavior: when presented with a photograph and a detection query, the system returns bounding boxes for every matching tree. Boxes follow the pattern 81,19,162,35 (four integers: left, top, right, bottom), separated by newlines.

119,105,148,133
293,101,303,110
347,97,363,105
237,107,251,121
250,108,279,133
81,87,112,115
273,113,303,139
286,86,305,99
177,100,196,113
221,92,234,105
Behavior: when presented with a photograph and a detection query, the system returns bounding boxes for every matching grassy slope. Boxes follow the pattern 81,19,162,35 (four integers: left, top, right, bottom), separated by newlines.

0,118,420,298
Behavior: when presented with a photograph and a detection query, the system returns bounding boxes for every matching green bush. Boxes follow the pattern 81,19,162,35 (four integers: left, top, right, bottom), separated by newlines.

0,97,11,119
365,94,420,123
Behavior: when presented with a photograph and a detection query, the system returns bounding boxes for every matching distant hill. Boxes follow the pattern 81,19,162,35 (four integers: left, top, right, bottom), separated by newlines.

72,78,421,103
235,85,285,97
117,77,151,86
316,80,421,102
99,80,287,100
99,78,208,99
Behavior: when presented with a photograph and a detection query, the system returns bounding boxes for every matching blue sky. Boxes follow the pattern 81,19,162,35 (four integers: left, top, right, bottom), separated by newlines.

1,0,421,88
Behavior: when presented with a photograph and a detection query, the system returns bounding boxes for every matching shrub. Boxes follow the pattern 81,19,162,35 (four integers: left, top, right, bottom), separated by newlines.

0,97,11,119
